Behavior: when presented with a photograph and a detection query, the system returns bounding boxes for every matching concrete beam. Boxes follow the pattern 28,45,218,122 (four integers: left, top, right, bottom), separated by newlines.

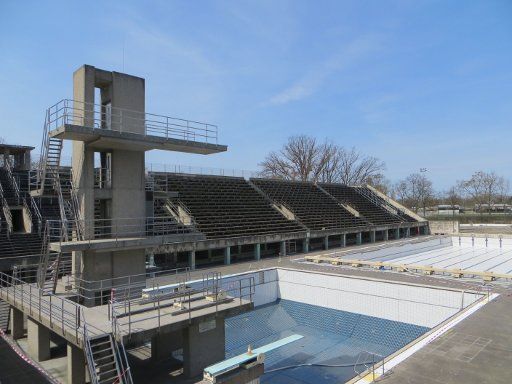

224,247,231,265
189,250,196,270
10,306,24,340
254,243,261,261
27,317,50,362
67,343,86,384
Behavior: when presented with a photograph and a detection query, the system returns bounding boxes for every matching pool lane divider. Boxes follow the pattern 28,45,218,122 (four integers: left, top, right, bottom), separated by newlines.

349,292,499,384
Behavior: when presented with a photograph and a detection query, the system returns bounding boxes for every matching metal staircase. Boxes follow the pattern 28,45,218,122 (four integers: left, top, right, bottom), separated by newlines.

36,109,64,195
37,224,62,294
84,303,133,384
0,299,10,332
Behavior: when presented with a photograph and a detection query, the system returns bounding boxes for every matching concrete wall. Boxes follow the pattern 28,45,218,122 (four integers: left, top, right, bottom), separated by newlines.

430,220,459,235
275,269,482,328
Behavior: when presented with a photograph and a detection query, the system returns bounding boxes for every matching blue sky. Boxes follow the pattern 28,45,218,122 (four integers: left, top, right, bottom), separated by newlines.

0,0,511,190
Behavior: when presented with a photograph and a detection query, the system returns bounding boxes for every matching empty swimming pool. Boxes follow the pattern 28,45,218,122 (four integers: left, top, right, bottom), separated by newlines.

221,268,485,383
226,299,428,383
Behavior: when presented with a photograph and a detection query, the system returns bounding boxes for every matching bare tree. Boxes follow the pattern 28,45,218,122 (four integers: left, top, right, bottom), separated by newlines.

260,135,385,184
457,171,509,214
394,173,434,215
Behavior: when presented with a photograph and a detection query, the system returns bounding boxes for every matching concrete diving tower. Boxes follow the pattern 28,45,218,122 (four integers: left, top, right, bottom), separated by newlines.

36,64,227,301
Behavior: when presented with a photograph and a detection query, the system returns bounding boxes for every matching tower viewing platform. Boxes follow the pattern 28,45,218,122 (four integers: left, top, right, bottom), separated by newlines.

46,98,227,154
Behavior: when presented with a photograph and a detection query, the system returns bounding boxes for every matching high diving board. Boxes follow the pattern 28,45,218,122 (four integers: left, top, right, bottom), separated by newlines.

204,334,303,380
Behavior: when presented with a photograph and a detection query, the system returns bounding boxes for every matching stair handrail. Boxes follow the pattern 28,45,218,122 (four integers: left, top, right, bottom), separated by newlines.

4,158,21,205
110,299,134,384
0,183,13,236
81,310,100,384
29,195,43,236
36,108,51,191
54,175,69,241
36,222,50,289
69,178,84,241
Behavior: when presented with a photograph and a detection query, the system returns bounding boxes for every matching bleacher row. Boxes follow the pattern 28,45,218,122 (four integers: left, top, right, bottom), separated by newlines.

0,167,419,265
150,173,418,240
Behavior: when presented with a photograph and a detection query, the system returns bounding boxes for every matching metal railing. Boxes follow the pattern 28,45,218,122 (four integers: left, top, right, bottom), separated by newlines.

4,158,21,205
61,267,191,304
0,271,102,345
146,163,259,182
46,216,195,243
46,99,219,145
0,183,13,235
109,274,255,339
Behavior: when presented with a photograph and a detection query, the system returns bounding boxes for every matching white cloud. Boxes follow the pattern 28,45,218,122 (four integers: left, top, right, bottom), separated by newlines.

266,35,384,106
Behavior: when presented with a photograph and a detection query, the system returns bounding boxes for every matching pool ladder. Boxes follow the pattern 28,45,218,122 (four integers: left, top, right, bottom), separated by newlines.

354,350,385,382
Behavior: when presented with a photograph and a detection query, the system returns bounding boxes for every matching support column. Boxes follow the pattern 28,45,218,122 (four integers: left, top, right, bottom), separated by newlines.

67,343,86,384
10,306,24,340
188,250,196,270
370,230,376,243
280,241,286,257
254,243,261,261
27,317,50,362
303,238,309,253
406,227,411,237
183,316,225,378
383,229,389,241
341,233,346,248
356,232,362,245
224,246,231,265
324,235,329,250
151,330,183,362
395,228,400,240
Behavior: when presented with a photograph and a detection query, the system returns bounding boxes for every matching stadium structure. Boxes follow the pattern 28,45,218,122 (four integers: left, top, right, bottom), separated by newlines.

0,66,508,384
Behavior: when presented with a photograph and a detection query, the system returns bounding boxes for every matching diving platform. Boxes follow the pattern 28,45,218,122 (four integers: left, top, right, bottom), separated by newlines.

49,124,227,154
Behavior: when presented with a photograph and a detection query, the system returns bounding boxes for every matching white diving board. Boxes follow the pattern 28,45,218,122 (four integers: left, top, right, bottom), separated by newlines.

204,334,304,378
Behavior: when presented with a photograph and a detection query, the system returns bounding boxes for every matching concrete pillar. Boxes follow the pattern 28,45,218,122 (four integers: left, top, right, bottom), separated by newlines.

395,228,400,240
406,227,411,237
303,238,309,253
27,317,50,361
188,250,196,270
324,236,329,250
254,243,261,261
224,247,231,265
280,241,286,257
10,306,24,340
67,343,86,384
151,330,183,362
183,316,225,378
341,233,346,248
370,230,376,243
383,230,389,241
356,232,362,245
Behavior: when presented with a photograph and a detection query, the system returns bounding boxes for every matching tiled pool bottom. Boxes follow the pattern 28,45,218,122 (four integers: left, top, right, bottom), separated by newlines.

225,299,429,384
